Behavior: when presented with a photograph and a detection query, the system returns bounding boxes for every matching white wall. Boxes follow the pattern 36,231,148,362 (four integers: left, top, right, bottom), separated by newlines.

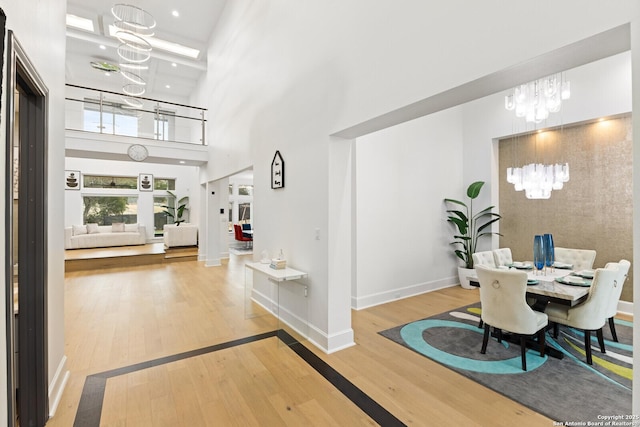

0,0,67,420
196,0,638,355
350,51,633,309
354,107,464,308
64,158,200,239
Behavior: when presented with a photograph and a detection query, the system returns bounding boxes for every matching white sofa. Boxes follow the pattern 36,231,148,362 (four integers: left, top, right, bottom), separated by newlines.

163,223,198,248
64,223,146,249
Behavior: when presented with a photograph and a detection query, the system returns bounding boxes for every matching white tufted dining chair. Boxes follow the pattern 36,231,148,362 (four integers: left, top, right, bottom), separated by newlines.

554,247,596,271
472,251,497,268
603,260,630,342
476,265,548,371
492,248,513,267
545,265,618,365
472,252,499,329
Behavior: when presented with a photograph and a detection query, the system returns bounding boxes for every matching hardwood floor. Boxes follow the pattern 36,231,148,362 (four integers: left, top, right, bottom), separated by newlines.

49,254,554,426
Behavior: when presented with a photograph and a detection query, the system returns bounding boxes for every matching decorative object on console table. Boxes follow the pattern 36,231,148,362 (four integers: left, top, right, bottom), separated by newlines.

271,150,285,189
444,181,502,289
138,174,153,192
65,170,81,190
270,249,287,270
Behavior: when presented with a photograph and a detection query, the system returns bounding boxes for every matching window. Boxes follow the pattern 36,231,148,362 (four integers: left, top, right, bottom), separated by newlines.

153,178,176,191
83,98,139,136
238,202,251,222
83,196,138,225
228,202,233,232
153,195,175,236
84,175,137,189
229,184,233,195
154,109,175,141
238,185,253,196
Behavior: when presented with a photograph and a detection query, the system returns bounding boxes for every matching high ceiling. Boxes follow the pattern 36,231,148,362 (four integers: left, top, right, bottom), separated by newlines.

65,0,228,103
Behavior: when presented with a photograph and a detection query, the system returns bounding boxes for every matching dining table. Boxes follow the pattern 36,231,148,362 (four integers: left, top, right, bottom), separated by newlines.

468,265,590,307
522,267,590,307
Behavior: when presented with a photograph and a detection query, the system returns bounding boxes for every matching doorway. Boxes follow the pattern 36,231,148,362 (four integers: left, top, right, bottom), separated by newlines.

4,30,49,427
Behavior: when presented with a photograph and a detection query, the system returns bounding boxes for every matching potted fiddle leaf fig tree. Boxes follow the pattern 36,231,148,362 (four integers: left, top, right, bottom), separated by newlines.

445,181,501,289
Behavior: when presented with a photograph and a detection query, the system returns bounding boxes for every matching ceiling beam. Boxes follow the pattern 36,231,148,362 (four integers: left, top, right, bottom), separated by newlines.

331,24,631,140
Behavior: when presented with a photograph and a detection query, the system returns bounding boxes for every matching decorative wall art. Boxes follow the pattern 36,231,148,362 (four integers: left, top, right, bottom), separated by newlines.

271,150,285,189
138,173,154,191
65,170,81,190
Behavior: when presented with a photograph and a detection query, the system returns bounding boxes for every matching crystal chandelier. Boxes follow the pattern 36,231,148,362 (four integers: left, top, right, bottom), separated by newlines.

507,162,569,199
111,4,155,106
504,73,570,123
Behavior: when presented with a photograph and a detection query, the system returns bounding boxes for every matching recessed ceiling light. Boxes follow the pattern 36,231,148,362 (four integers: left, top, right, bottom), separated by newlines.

172,10,180,17
171,62,177,67
179,160,186,164
99,44,106,50
66,14,94,32
108,25,200,59
165,84,171,89
105,72,111,77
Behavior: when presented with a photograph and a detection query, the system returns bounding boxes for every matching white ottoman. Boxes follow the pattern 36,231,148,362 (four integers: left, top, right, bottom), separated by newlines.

164,223,198,247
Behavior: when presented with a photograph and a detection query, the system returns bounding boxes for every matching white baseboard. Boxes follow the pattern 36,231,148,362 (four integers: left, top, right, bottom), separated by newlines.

352,276,460,310
250,289,355,354
48,355,69,418
205,257,221,267
618,300,634,316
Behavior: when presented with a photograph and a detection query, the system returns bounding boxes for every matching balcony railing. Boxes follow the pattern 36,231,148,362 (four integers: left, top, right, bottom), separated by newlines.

65,84,207,145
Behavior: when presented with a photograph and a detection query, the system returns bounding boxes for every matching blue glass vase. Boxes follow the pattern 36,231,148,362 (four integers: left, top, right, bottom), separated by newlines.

543,233,555,268
533,235,545,272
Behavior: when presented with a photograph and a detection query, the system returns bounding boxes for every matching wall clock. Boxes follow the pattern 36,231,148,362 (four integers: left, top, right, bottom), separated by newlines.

271,150,285,189
127,144,148,162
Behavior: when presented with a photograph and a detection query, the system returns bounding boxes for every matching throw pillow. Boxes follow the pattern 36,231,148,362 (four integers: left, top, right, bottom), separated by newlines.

87,223,100,234
124,223,138,232
72,224,87,236
112,223,125,232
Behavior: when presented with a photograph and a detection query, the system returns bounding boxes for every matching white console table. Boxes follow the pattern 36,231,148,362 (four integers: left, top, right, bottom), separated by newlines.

245,261,308,294
244,262,309,345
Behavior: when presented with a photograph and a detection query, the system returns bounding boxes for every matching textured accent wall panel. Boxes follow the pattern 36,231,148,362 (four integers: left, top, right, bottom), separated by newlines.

499,115,633,302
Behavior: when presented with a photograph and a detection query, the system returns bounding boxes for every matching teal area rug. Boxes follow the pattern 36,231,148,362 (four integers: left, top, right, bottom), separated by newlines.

379,303,633,424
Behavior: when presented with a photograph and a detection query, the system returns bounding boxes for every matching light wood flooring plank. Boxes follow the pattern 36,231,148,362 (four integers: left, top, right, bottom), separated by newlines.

47,255,564,426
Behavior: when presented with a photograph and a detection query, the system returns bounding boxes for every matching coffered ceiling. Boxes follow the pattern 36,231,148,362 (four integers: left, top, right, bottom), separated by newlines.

65,0,228,103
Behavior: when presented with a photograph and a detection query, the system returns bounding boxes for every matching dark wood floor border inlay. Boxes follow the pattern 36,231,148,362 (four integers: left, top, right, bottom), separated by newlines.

73,331,277,426
278,330,406,427
74,330,405,426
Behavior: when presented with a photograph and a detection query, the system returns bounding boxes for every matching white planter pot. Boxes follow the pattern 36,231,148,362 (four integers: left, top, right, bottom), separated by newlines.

457,266,476,290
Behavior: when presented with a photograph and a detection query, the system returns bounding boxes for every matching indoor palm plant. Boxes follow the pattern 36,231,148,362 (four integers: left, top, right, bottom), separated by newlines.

445,181,501,288
162,191,189,226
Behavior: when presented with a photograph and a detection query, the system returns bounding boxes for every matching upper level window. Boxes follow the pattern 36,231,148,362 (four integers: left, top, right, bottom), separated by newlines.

154,109,175,141
83,98,139,136
154,178,176,191
238,185,253,196
84,175,137,190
